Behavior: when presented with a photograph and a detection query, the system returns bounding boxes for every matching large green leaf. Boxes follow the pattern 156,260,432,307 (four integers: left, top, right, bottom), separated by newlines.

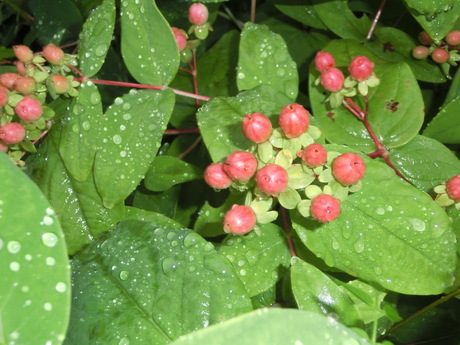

292,146,456,295
65,220,253,344
237,22,298,100
94,89,175,208
0,152,70,345
270,0,327,30
121,0,179,86
423,95,460,144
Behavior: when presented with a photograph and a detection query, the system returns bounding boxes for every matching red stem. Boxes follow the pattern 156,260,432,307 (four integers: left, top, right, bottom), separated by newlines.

366,0,387,40
164,128,199,135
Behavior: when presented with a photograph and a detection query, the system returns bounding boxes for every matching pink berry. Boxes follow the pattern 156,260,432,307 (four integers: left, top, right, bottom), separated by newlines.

418,31,434,45
224,151,258,182
332,152,366,185
223,204,256,235
255,164,288,195
278,103,310,138
300,143,327,168
13,45,34,63
0,140,8,152
446,30,460,46
15,97,43,122
43,44,65,64
348,56,374,82
320,67,344,92
242,112,272,143
171,27,187,51
431,48,450,63
14,76,36,94
311,194,341,222
0,73,20,90
204,162,233,189
51,74,70,94
0,87,8,108
189,3,209,25
0,122,26,144
412,45,430,59
314,51,335,73
446,174,460,201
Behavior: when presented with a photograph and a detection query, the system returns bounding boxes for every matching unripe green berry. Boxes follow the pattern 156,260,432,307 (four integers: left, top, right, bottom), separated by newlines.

194,25,209,40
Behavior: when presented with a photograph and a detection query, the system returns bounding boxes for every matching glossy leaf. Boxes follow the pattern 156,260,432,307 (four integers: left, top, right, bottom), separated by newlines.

65,220,253,344
237,22,298,100
423,95,460,144
270,0,327,30
0,152,70,345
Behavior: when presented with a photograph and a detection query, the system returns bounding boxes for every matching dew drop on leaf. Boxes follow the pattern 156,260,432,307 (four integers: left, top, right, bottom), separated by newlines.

55,282,67,293
119,270,130,280
10,261,20,271
42,233,58,247
7,240,21,254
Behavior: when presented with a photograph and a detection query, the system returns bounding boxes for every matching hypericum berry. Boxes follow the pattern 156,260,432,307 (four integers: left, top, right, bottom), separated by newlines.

332,152,366,185
50,74,70,94
171,27,187,51
204,162,233,189
189,3,209,25
0,72,20,90
255,164,288,195
0,87,8,108
418,31,434,45
446,30,460,46
278,103,310,138
13,45,34,63
431,48,450,63
412,45,430,59
43,44,65,64
223,204,256,235
0,122,26,144
348,56,374,82
299,143,327,168
446,175,460,201
224,151,258,182
242,112,272,143
14,76,36,94
320,67,344,92
15,97,43,122
0,140,8,152
314,51,335,73
311,194,341,222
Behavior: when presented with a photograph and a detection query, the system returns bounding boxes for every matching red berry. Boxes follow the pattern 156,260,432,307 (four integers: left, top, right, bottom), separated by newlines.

311,194,341,222
418,31,434,45
0,73,20,90
171,27,187,51
223,204,256,235
446,30,460,46
0,87,8,108
278,103,310,138
0,140,8,152
300,143,327,168
14,76,36,94
224,151,258,182
446,174,460,201
242,112,272,143
255,164,288,195
320,68,344,92
314,51,335,73
431,48,450,63
13,45,34,63
43,44,65,64
0,122,26,144
204,162,232,189
51,74,70,94
348,56,374,82
189,3,209,25
412,45,430,59
15,97,43,122
332,152,366,185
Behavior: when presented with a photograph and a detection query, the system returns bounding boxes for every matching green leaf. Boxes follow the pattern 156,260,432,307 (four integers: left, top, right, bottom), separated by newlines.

237,22,298,100
197,85,292,162
94,89,175,208
270,0,327,30
423,95,460,144
217,223,291,297
390,135,460,192
0,152,70,345
78,0,115,78
290,257,361,327
169,308,373,345
120,0,179,86
124,206,183,228
65,220,252,344
292,145,457,295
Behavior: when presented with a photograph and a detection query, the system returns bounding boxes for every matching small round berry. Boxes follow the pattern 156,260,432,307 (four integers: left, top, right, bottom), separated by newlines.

348,56,374,82
278,103,310,138
223,204,256,235
332,152,366,185
43,44,65,64
320,67,344,92
189,3,209,25
194,25,209,40
51,74,71,94
13,45,34,63
300,143,327,168
16,61,27,76
171,27,187,51
242,112,272,143
224,151,258,182
0,140,8,152
446,174,460,201
0,87,8,108
412,45,430,59
418,31,434,45
255,164,288,195
311,194,341,222
446,30,460,46
314,50,335,73
0,122,26,144
0,73,20,90
14,76,36,94
431,47,450,63
15,97,43,122
204,162,233,189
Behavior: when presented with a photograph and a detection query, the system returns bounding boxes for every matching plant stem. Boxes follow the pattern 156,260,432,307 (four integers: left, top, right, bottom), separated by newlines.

280,207,297,257
366,0,387,41
177,136,202,160
250,0,257,23
191,50,200,108
164,128,199,135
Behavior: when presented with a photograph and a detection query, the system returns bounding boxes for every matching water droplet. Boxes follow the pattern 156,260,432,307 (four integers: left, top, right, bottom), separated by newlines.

82,121,91,131
239,269,247,276
119,271,130,280
42,215,54,226
94,44,107,57
113,134,122,145
183,232,200,248
373,266,382,275
10,262,20,271
204,242,214,252
376,207,385,215
7,241,21,254
237,72,245,79
123,113,132,120
353,239,365,253
42,233,58,247
46,257,56,266
410,218,426,232
115,97,124,105
166,232,175,240
162,257,179,275
171,240,178,247
44,302,53,311
237,259,246,267
9,331,19,340
120,150,127,157
55,282,67,293
154,228,164,236
245,250,259,266
119,336,130,345
331,238,340,250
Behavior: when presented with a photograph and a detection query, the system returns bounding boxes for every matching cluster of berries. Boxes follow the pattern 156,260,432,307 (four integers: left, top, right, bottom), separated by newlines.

204,104,366,235
314,51,380,108
412,30,460,66
171,3,212,62
434,174,460,209
0,44,79,164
